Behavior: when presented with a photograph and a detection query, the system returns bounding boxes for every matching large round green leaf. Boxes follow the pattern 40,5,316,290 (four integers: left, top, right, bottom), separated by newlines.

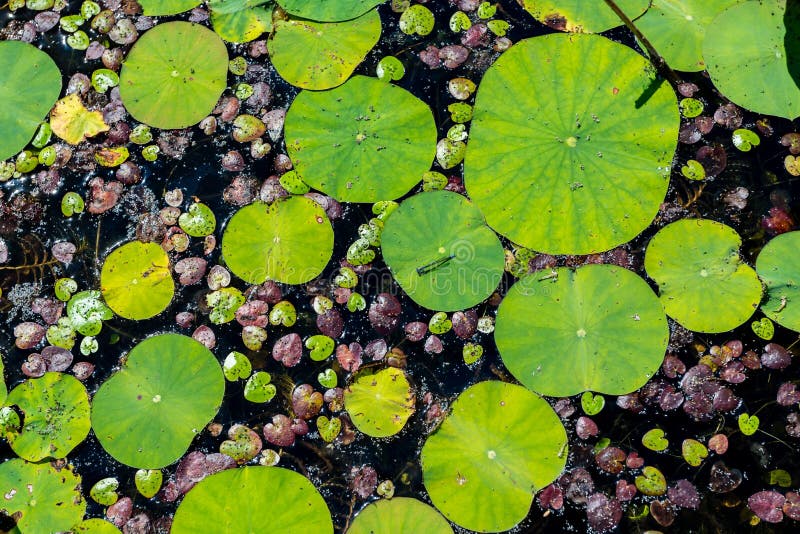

644,219,763,333
172,467,333,533
636,0,741,72
268,10,381,90
381,191,504,311
344,367,415,438
0,459,85,533
285,75,437,202
276,0,385,22
348,497,453,534
756,231,800,331
120,22,229,129
5,372,91,462
704,0,800,119
464,34,679,255
91,334,225,469
221,196,334,285
421,381,567,532
0,41,61,161
138,0,201,15
100,241,174,320
496,265,668,397
519,0,649,33
209,0,274,43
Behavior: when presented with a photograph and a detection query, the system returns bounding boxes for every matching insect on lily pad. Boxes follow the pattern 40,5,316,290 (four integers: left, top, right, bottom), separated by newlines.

496,265,668,396
0,40,62,161
91,334,225,468
120,22,229,129
285,75,437,202
221,196,334,285
171,466,333,533
275,0,384,22
381,191,505,311
519,0,650,33
756,231,800,332
348,497,453,534
464,33,679,254
421,381,567,532
644,219,763,333
100,241,174,320
344,367,415,438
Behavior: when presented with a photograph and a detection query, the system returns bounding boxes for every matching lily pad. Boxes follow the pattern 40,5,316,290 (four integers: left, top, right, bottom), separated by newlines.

0,459,85,533
496,265,668,396
73,519,123,534
50,94,110,145
421,381,567,532
276,0,384,22
209,0,274,43
344,367,415,438
100,241,174,320
0,40,61,161
704,0,800,119
91,334,225,468
172,466,333,533
348,497,453,534
464,33,679,254
285,75,437,202
120,22,229,129
381,191,505,311
221,196,334,285
756,231,800,331
644,219,763,333
635,0,741,72
138,0,201,15
268,9,381,90
519,0,649,33
4,372,91,462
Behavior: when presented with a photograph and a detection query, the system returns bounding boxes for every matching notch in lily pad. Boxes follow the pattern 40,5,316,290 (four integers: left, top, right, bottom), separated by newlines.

421,381,567,532
381,191,505,311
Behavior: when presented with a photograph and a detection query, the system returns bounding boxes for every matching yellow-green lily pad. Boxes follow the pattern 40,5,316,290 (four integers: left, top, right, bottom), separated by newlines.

100,241,174,320
276,0,385,22
344,367,415,438
349,497,453,534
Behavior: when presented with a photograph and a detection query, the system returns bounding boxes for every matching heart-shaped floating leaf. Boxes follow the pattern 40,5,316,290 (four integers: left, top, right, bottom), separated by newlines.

206,287,245,324
276,0,384,22
756,231,800,332
220,424,262,464
738,413,760,436
581,392,605,416
635,0,740,72
92,334,225,468
381,191,505,311
270,300,297,326
0,459,85,533
681,438,708,467
518,0,649,33
641,428,669,452
209,0,274,43
90,477,120,506
769,469,793,487
67,290,113,336
222,196,334,285
732,128,760,152
306,334,335,361
171,467,333,533
752,317,775,340
496,265,668,396
139,0,201,15
344,367,415,438
465,33,678,254
50,93,110,145
178,202,216,237
223,351,252,381
268,10,380,90
285,75,437,202
399,4,435,36
635,466,667,496
317,415,342,442
120,22,229,129
101,241,174,320
135,469,163,499
5,372,91,462
244,371,276,403
0,40,62,161
348,497,453,534
645,219,763,333
318,369,337,389
462,342,483,365
421,381,567,532
704,0,800,119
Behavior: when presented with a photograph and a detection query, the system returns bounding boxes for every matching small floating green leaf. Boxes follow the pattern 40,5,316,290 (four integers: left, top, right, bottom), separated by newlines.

135,469,163,499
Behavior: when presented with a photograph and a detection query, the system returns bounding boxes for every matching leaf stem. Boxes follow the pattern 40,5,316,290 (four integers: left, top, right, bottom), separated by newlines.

603,0,682,86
